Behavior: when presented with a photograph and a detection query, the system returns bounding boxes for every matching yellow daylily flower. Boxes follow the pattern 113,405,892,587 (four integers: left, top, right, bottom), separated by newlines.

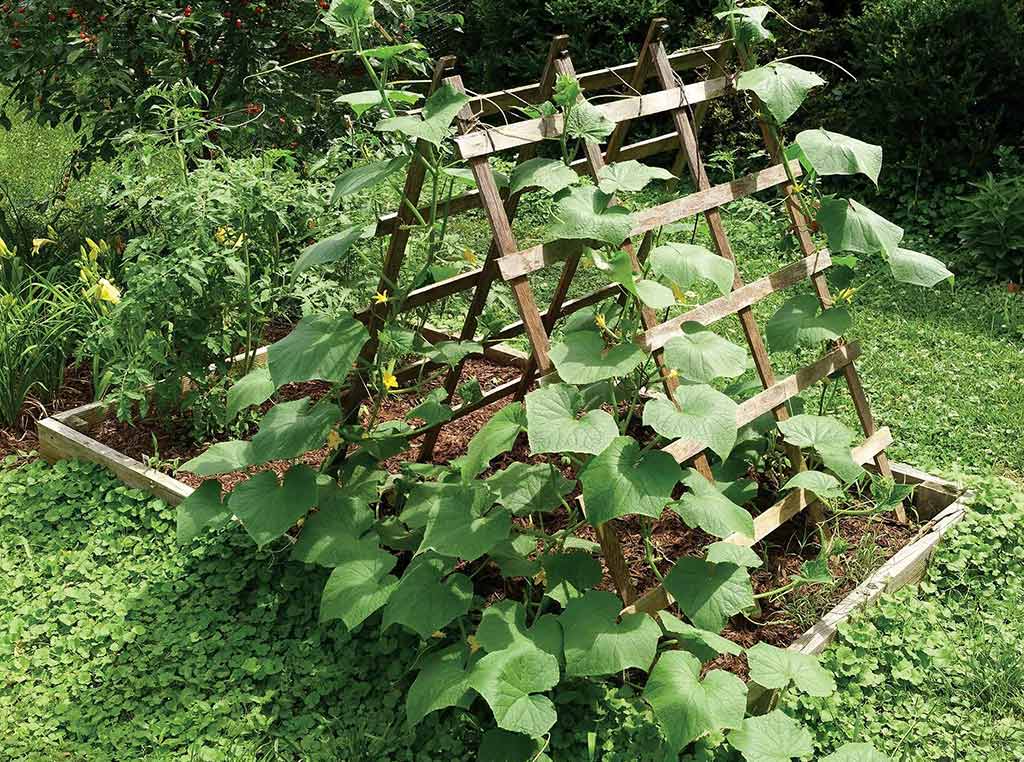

837,286,858,304
382,369,398,391
214,227,227,244
97,278,122,304
326,429,343,450
373,290,389,305
85,237,101,261
0,237,12,259
32,238,57,256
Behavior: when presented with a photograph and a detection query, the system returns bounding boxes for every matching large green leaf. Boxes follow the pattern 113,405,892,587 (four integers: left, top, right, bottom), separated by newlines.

728,709,814,762
478,729,550,762
643,650,747,752
318,535,398,629
663,557,755,633
564,100,616,144
250,397,340,463
381,554,474,638
541,551,602,606
461,402,527,480
597,160,674,195
406,643,477,728
672,468,754,540
636,279,677,309
794,129,882,185
580,436,680,525
817,198,904,257
560,591,661,676
509,157,579,196
706,541,763,568
476,600,563,661
360,42,423,61
777,414,864,483
746,642,836,697
548,186,635,246
642,385,739,461
887,247,953,287
226,366,275,420
375,83,470,146
334,89,421,117
736,62,824,124
782,470,844,500
486,462,575,516
180,440,256,476
766,294,851,352
658,611,744,663
291,497,375,566
418,483,511,561
176,479,230,543
406,387,453,428
227,465,318,546
716,6,774,42
549,328,646,385
293,226,365,277
525,384,618,456
821,743,889,762
662,323,748,383
469,646,560,737
651,242,735,297
331,155,410,203
267,313,368,386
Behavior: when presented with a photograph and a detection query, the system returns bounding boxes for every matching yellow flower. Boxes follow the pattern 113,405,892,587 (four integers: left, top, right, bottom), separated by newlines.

382,369,398,391
462,248,478,266
373,290,389,305
666,368,679,381
214,227,227,244
431,630,445,639
466,634,481,654
326,429,343,450
594,312,607,330
233,233,246,249
837,286,858,304
97,278,121,304
0,237,12,259
32,238,57,256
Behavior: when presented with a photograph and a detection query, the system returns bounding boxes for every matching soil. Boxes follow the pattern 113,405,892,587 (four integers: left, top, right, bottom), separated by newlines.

0,362,94,461
25,350,926,670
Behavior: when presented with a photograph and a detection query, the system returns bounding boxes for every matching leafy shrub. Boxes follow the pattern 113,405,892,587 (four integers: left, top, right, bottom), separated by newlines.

957,170,1024,283
833,0,1024,184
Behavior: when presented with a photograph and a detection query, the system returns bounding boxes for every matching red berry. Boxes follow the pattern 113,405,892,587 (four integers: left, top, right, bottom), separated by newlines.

48,12,55,20
183,4,191,16
234,17,241,28
98,14,106,21
10,37,21,48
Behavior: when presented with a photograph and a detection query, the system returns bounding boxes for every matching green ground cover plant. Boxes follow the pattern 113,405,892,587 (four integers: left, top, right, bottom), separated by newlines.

789,477,1024,759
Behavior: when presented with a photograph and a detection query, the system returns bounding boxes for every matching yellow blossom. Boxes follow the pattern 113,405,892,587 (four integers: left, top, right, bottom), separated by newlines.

326,429,343,450
462,248,478,266
97,278,122,304
382,369,398,391
32,238,57,256
666,368,679,381
85,237,101,261
594,312,607,330
466,634,481,654
0,237,12,259
214,227,227,244
837,286,858,304
373,290,389,305
431,630,445,639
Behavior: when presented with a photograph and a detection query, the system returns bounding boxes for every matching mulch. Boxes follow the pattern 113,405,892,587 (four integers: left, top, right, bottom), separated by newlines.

10,349,922,666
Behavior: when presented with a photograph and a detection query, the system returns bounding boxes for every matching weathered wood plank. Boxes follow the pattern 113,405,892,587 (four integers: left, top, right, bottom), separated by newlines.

38,418,193,505
455,77,731,160
497,161,800,281
640,250,832,353
661,342,861,464
488,283,622,341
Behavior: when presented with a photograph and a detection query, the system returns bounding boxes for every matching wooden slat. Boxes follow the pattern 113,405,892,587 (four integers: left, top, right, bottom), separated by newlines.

604,19,663,161
488,283,621,341
661,342,861,463
496,161,799,281
38,418,194,505
373,131,690,239
455,77,731,160
622,426,894,618
418,324,529,369
640,250,833,352
459,41,730,117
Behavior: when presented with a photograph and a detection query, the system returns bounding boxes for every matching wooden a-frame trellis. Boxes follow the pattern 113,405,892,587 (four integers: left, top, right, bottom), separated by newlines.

351,19,901,614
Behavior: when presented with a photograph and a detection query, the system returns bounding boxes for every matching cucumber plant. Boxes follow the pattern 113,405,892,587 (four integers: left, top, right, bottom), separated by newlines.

176,1,948,758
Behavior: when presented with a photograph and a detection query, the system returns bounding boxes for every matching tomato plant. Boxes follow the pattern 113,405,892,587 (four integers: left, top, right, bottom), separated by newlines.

174,2,950,757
